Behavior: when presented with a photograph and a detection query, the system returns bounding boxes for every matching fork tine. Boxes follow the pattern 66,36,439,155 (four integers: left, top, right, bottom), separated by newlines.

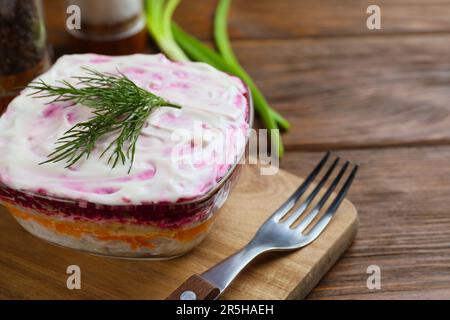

305,165,359,242
284,157,340,226
295,161,350,232
272,152,330,221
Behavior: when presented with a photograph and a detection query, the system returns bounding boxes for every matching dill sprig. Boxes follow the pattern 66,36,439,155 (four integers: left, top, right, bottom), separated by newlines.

27,68,181,172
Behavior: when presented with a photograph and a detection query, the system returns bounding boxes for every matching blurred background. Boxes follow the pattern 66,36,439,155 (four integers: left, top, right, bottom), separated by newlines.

2,0,450,299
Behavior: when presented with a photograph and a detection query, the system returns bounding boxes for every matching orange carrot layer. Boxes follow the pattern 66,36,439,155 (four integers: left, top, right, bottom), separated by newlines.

5,204,213,250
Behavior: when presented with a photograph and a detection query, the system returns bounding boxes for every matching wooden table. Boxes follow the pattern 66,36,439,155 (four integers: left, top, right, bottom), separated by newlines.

21,0,450,299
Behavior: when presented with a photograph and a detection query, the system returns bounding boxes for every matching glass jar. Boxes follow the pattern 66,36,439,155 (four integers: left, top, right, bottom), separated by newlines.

0,0,49,113
66,0,147,55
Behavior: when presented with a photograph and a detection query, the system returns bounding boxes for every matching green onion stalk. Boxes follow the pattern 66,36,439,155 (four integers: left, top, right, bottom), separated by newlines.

146,0,289,156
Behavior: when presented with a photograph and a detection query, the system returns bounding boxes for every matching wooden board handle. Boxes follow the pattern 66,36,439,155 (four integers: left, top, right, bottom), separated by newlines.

166,275,220,300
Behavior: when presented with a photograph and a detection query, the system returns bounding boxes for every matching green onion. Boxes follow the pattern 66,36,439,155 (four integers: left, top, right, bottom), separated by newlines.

172,23,227,70
172,23,287,156
172,24,289,130
214,0,238,66
146,0,189,61
146,0,289,156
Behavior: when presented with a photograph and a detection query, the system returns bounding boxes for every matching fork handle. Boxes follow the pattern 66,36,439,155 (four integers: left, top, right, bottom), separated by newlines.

166,244,265,300
166,275,220,300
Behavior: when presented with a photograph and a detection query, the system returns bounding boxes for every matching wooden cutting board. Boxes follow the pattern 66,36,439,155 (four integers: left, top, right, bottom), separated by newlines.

0,165,357,299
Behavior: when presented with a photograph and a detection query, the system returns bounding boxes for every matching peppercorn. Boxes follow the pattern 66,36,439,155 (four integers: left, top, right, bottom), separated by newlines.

0,0,45,76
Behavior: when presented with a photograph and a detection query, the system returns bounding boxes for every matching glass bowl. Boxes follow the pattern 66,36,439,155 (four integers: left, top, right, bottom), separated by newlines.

0,91,253,259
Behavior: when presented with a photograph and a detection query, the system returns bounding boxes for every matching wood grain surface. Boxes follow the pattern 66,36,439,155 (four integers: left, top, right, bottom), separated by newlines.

9,0,450,299
283,147,450,299
228,35,450,150
0,165,358,300
174,0,450,39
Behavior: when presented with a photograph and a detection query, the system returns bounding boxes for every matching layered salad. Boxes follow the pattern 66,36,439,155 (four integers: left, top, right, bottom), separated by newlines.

0,54,250,258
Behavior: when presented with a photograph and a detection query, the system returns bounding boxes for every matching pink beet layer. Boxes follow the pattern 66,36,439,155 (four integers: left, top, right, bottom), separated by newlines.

0,161,242,229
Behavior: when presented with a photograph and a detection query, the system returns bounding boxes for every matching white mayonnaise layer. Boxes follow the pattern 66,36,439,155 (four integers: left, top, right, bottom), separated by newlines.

0,54,249,205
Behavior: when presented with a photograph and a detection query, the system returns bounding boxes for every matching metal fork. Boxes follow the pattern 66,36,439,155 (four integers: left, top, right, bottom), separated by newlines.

166,152,358,300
